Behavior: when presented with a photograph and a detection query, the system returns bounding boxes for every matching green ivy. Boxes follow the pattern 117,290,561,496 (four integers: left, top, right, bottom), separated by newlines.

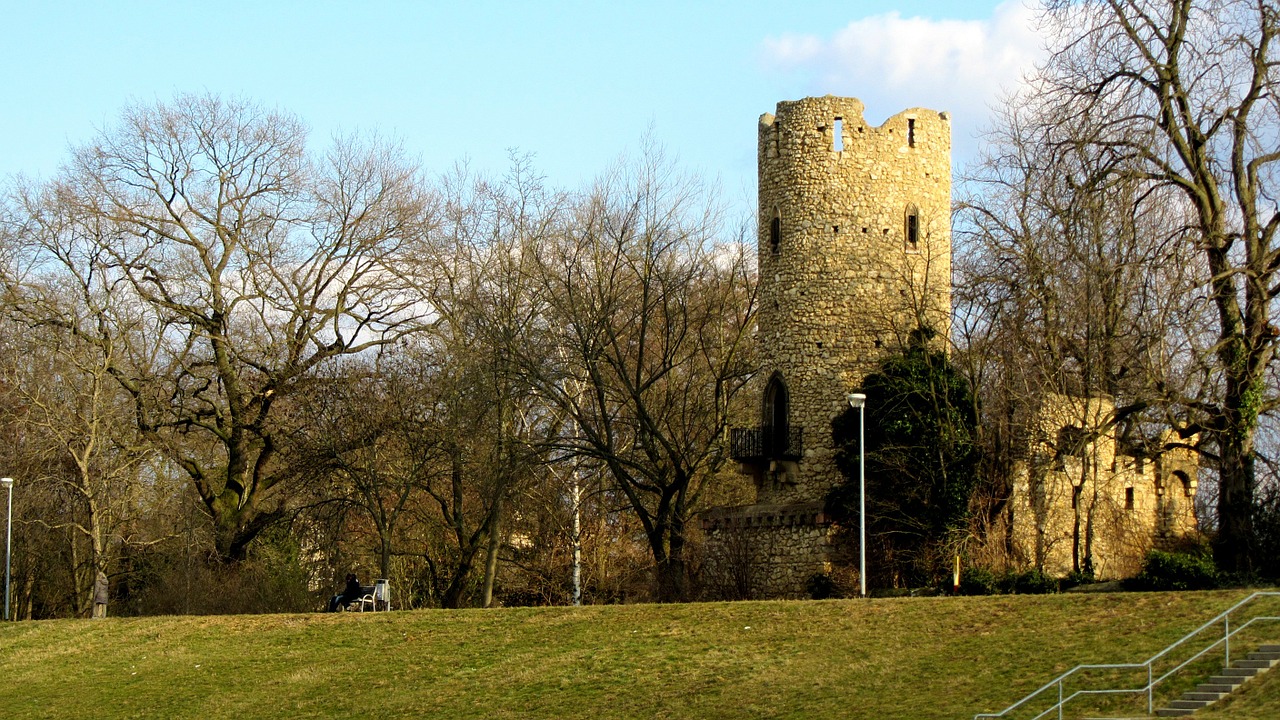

826,328,981,587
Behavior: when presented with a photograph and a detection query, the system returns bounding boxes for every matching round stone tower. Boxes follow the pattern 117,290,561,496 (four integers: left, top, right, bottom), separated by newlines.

705,96,951,598
753,95,952,507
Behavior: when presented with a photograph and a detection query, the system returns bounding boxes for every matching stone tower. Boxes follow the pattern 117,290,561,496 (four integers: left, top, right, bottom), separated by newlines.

703,96,952,598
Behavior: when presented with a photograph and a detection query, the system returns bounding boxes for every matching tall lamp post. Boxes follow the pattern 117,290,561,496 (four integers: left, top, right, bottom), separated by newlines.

846,394,867,598
2,477,12,621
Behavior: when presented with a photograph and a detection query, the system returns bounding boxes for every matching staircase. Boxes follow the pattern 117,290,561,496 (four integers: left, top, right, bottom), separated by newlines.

1155,644,1280,717
974,591,1280,720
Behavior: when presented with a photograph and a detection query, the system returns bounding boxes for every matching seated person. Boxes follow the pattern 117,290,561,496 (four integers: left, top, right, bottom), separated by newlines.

328,573,364,612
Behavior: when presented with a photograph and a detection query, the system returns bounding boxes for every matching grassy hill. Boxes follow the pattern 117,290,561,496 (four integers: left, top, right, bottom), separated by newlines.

1,590,1276,719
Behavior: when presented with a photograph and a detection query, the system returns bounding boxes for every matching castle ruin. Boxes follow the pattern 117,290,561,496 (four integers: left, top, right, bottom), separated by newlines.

702,96,1197,598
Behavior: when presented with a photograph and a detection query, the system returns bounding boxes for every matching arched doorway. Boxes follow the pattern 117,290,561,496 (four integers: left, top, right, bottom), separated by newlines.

762,373,789,458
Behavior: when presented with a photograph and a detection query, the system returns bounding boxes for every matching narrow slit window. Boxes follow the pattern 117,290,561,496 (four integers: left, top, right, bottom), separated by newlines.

833,117,844,152
769,212,781,254
905,205,920,250
908,118,916,147
1125,487,1135,510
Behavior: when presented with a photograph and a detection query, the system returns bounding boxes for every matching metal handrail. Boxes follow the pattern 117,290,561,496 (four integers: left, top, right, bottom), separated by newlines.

974,591,1280,719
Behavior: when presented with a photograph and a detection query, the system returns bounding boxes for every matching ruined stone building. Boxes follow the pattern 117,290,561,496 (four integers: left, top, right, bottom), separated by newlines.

702,96,1198,597
1006,394,1199,579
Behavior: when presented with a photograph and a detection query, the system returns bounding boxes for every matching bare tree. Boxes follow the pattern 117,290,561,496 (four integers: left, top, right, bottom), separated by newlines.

521,145,757,601
959,81,1203,574
1018,0,1280,571
5,94,437,561
1,318,160,616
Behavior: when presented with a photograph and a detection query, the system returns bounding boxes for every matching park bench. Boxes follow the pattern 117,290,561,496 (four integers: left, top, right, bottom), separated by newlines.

344,578,392,612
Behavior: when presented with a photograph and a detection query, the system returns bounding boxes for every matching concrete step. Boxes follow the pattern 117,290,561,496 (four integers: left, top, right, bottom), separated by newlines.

1154,645,1280,718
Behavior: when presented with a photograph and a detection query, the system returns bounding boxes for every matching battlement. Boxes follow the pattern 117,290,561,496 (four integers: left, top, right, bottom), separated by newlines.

759,95,950,161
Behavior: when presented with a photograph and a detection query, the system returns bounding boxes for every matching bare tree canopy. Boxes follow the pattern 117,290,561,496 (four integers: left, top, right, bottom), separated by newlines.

520,147,758,601
972,0,1280,571
5,93,438,561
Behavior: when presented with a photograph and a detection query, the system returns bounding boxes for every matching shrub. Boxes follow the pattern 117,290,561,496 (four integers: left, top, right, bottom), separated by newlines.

806,573,839,600
1009,568,1059,595
958,567,1001,595
1060,569,1096,591
1130,549,1218,591
954,567,1060,595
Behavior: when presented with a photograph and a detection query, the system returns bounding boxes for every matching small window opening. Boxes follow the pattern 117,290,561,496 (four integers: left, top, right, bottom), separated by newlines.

873,339,883,349
1125,487,1135,510
833,117,844,152
832,225,839,235
905,205,920,250
908,118,917,147
769,213,781,254
816,342,823,349
1175,471,1193,497
861,227,868,234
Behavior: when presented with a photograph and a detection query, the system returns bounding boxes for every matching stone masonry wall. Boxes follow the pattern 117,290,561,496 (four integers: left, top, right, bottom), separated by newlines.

1007,393,1199,578
702,503,833,599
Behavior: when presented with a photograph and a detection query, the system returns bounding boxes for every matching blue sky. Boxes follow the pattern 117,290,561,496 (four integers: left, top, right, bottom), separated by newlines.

0,1,1045,209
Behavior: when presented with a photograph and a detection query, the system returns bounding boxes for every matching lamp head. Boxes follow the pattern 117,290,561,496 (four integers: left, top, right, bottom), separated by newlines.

847,393,866,409
0,478,11,488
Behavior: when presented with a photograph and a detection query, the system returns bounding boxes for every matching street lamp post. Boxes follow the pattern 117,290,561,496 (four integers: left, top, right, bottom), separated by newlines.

2,477,12,621
846,394,867,598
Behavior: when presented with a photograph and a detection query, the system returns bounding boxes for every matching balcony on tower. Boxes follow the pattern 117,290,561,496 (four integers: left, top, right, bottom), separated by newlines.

730,426,804,463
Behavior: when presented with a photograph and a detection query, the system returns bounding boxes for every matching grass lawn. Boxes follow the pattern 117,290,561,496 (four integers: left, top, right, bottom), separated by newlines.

0,590,1274,719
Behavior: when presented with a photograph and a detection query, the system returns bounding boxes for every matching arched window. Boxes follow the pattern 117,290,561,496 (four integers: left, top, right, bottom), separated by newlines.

769,209,781,254
762,373,790,458
904,204,920,252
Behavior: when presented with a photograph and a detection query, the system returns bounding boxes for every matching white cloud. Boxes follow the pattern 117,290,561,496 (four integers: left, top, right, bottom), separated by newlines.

760,1,1047,162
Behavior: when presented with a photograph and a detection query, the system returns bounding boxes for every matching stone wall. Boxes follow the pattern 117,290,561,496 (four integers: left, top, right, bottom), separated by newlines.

1007,393,1199,578
701,503,833,599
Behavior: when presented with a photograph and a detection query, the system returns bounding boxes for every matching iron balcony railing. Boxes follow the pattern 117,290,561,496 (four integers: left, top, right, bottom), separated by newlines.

730,426,803,462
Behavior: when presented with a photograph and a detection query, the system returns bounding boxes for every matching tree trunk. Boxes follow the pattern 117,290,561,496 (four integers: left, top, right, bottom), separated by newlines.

480,496,503,608
1216,429,1256,573
653,515,688,602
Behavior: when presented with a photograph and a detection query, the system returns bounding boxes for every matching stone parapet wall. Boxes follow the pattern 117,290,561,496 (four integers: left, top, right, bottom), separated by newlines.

701,502,834,599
